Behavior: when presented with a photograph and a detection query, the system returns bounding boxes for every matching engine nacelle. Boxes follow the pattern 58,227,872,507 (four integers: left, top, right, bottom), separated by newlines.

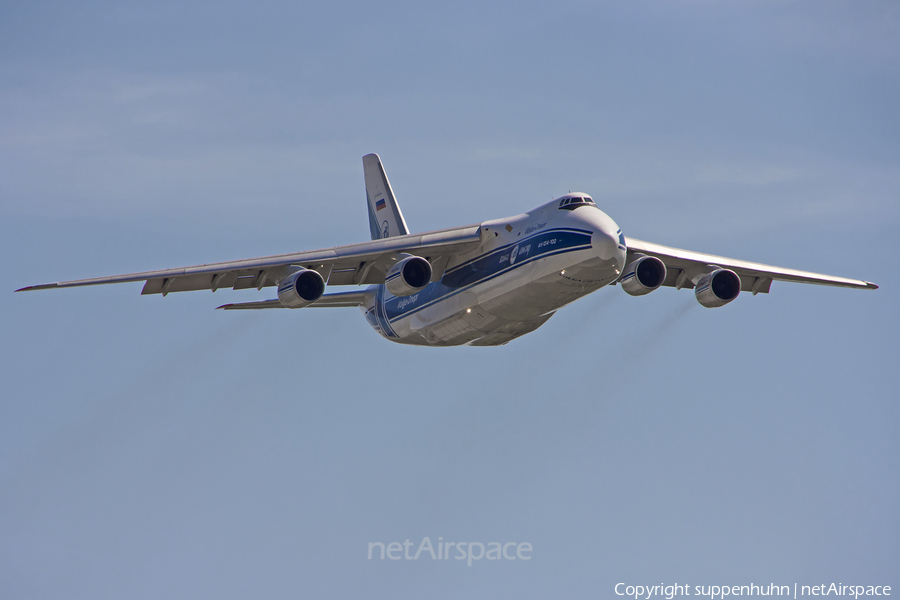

385,255,433,297
277,268,326,308
620,255,667,296
694,268,741,308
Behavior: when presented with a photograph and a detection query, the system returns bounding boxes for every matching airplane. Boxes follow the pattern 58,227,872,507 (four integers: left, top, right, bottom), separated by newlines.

16,153,878,347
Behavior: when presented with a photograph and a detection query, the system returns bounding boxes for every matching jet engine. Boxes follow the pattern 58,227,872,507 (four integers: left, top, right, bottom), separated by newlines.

385,255,433,297
277,268,326,308
620,255,667,296
694,268,741,308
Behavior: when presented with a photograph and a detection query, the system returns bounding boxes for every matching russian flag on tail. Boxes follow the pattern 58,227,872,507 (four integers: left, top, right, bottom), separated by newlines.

375,198,386,211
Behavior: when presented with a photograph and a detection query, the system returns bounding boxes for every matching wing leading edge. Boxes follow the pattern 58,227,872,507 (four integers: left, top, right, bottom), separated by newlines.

624,237,878,293
17,225,483,296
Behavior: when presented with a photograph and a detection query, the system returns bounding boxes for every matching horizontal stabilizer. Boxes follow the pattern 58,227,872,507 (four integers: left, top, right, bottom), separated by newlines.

217,300,284,310
217,289,369,310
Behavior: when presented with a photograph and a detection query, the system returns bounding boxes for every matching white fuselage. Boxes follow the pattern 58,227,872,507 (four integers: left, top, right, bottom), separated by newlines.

360,195,626,346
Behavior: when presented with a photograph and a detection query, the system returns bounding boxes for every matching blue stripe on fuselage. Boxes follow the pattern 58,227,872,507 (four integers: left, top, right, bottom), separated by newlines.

381,228,593,324
375,285,400,337
443,227,594,276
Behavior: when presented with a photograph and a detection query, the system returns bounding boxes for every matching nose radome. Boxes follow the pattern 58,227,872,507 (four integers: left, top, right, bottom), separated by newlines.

592,229,623,273
590,212,625,265
592,228,615,258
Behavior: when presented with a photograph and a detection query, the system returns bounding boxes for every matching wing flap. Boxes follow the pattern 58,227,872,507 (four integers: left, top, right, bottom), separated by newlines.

626,237,877,292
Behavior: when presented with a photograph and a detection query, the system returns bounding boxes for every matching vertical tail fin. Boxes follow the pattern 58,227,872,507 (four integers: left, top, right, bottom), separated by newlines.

363,153,410,240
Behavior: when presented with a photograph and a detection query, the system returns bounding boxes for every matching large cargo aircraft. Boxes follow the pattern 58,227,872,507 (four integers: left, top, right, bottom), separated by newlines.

17,154,877,346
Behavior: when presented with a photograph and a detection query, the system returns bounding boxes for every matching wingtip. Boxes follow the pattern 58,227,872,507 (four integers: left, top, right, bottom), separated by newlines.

216,304,236,310
865,282,879,290
15,283,59,292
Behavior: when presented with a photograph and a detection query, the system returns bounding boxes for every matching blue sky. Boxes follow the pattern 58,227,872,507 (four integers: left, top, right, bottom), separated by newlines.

2,1,898,598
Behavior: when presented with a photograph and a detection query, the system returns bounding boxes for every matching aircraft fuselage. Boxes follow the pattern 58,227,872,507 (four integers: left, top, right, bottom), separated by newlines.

361,194,625,346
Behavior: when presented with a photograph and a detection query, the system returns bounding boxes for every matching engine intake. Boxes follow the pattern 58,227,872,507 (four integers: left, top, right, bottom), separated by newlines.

385,255,433,297
694,268,741,308
277,268,326,308
621,255,667,296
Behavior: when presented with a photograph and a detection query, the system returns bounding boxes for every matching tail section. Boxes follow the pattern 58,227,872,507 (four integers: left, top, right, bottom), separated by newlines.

364,153,410,240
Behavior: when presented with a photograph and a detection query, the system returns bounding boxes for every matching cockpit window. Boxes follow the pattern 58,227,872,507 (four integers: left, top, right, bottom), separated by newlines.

558,196,598,210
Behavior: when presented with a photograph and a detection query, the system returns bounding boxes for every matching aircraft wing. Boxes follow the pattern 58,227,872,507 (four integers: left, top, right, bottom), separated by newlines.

624,237,878,294
17,224,483,295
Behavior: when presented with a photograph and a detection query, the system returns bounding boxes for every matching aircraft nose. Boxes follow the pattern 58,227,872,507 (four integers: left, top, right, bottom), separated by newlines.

590,214,627,271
